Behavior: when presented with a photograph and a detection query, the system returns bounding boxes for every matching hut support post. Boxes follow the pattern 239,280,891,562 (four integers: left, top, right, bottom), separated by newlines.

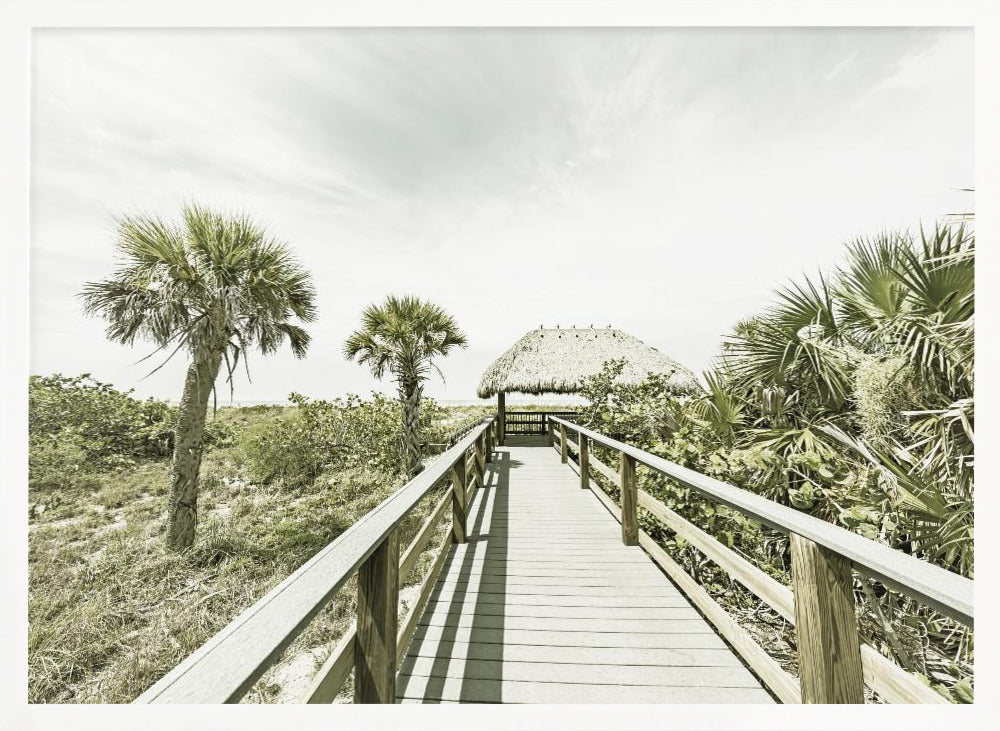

497,392,506,446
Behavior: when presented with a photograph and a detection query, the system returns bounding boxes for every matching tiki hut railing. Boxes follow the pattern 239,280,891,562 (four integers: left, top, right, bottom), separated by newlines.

548,416,973,705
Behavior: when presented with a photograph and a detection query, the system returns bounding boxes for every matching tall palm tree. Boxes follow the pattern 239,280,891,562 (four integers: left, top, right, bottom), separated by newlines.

343,295,467,478
81,204,316,550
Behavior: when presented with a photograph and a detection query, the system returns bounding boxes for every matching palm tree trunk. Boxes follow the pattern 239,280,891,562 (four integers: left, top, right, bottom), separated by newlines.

166,349,223,551
399,381,423,479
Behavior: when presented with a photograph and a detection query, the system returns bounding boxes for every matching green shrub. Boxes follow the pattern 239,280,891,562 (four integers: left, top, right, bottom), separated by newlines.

29,373,176,467
238,411,326,488
237,393,409,487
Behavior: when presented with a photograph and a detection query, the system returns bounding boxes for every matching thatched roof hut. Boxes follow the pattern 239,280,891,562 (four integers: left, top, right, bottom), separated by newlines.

477,326,700,399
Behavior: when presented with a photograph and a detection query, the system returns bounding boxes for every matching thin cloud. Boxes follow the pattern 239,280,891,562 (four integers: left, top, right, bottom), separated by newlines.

31,27,973,402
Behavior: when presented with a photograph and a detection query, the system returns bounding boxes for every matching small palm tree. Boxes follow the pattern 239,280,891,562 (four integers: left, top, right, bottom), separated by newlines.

81,204,316,550
344,295,467,478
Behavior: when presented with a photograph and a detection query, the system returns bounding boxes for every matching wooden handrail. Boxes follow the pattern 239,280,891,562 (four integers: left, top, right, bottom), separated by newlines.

551,416,971,705
549,416,973,627
136,418,495,704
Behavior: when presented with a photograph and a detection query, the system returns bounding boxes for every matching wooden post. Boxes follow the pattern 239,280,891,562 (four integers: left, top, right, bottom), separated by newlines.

354,530,399,703
559,424,568,463
578,433,589,489
497,392,506,446
451,453,467,543
620,451,637,546
790,532,865,704
547,422,554,447
474,433,485,488
485,425,493,463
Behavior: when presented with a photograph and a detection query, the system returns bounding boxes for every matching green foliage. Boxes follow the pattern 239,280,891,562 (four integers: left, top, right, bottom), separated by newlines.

851,354,920,446
238,392,422,486
344,294,469,476
79,204,317,376
576,219,974,698
578,359,685,443
29,373,175,475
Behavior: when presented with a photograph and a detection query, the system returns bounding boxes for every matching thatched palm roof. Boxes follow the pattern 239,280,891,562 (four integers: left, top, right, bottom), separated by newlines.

477,326,700,398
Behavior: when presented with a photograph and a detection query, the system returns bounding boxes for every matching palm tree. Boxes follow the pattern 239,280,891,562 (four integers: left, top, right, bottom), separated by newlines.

81,204,316,550
343,295,467,478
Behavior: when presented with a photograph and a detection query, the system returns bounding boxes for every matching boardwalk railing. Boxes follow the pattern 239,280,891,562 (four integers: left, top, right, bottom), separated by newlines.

135,418,497,704
504,410,579,436
548,416,973,705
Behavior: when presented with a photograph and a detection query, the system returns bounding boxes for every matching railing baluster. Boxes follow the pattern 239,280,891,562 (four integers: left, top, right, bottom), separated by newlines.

620,451,637,546
354,529,399,704
451,450,468,543
790,532,864,703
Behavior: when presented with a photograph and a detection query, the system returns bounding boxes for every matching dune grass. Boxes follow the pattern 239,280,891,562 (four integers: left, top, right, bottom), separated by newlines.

28,406,454,704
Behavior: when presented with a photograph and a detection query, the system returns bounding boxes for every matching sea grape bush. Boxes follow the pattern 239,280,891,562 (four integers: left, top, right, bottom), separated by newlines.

238,392,449,486
29,374,176,469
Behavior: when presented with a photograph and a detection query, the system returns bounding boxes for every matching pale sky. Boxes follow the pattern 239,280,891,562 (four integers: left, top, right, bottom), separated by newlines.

30,27,973,403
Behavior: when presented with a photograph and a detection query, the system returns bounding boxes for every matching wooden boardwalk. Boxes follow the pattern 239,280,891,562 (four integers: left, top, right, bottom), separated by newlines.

397,437,775,704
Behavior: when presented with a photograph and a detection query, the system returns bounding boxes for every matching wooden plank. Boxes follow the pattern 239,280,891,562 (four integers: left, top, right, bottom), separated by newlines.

453,562,663,577
428,582,690,598
355,530,399,703
398,491,450,581
790,533,864,704
418,601,696,620
301,627,354,704
422,590,685,609
430,574,671,588
396,531,453,665
402,639,746,668
638,531,801,704
548,417,972,626
588,452,619,486
638,489,794,622
450,565,666,579
397,676,774,704
417,614,713,634
399,657,761,688
620,451,637,546
860,644,949,704
135,421,492,704
410,624,730,649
